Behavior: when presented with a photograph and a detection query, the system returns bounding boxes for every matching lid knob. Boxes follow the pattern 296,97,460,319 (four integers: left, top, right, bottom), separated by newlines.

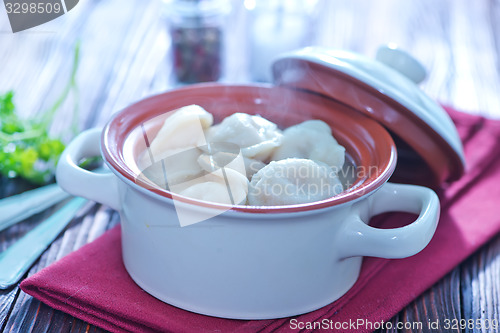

376,44,427,84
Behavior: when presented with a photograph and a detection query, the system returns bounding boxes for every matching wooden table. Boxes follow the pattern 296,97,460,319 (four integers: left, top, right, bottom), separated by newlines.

1,0,499,332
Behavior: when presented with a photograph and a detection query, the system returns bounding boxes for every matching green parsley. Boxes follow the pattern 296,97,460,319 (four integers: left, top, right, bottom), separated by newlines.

0,43,80,184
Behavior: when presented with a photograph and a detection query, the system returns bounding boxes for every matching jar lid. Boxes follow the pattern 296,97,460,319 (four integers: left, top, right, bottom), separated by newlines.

272,45,465,186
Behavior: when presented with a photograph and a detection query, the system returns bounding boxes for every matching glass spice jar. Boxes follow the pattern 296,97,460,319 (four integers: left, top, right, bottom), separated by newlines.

245,0,320,82
164,0,231,84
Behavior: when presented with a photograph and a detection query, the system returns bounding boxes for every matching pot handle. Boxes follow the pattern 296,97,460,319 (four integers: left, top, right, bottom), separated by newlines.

337,182,439,259
56,128,121,211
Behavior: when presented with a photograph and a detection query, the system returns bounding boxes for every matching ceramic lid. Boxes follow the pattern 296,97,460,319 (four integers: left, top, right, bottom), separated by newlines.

272,45,466,186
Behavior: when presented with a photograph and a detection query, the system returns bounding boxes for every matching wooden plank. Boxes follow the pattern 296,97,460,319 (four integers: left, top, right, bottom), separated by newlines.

461,235,500,333
93,0,167,126
1,205,117,333
376,267,462,333
1,203,91,331
0,201,67,329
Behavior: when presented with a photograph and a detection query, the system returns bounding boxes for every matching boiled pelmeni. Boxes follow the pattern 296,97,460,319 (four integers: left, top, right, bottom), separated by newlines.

248,158,343,206
145,105,213,164
138,105,212,185
176,168,249,205
271,120,345,172
140,147,203,190
197,152,265,180
205,113,282,161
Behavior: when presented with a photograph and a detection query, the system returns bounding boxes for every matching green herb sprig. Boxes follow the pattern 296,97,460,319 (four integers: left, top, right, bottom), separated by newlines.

0,43,80,184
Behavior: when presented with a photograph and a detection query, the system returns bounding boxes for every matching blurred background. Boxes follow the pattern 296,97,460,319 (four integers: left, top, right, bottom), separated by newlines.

0,0,499,138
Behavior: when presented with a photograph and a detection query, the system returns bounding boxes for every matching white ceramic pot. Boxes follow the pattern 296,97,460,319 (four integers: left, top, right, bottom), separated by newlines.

56,84,440,319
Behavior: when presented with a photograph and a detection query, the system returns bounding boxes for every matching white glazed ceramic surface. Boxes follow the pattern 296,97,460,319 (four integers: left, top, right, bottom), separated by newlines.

56,128,440,319
275,46,465,167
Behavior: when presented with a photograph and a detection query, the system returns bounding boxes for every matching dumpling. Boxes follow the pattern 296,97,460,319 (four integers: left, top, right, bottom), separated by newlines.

271,120,345,172
140,147,204,190
243,157,266,179
175,167,249,205
205,113,282,161
137,108,347,207
150,104,213,152
138,105,213,187
195,142,250,180
247,158,343,206
198,152,265,180
140,104,213,167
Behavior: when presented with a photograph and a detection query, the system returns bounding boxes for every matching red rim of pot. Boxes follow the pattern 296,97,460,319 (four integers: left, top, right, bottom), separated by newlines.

101,83,397,213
